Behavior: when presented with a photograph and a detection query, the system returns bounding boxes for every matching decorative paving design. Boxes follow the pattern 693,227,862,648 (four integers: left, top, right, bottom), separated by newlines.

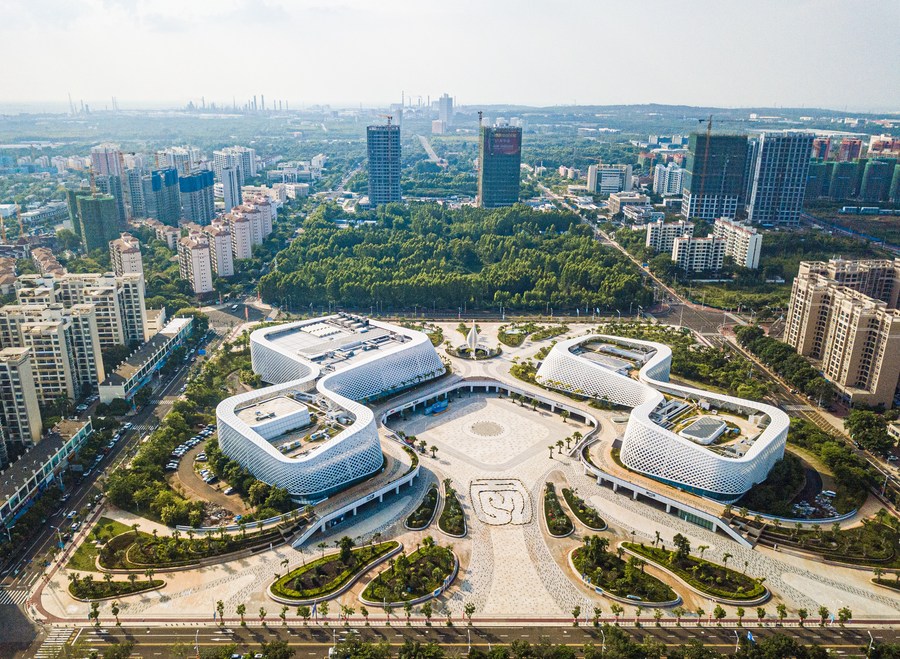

468,420,506,438
470,479,532,525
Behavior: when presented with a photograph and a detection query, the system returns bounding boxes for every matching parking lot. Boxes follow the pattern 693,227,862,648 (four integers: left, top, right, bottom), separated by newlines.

167,430,250,519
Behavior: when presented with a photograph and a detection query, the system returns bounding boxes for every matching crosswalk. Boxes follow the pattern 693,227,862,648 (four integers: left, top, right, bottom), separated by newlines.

34,627,75,659
0,586,29,606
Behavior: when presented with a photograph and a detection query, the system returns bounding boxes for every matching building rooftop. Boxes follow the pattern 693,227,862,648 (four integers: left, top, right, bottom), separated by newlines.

236,395,308,427
102,317,192,385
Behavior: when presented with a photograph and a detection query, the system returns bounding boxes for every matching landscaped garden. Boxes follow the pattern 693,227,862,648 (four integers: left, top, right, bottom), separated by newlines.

544,483,574,537
624,535,767,601
99,519,303,570
361,537,455,604
561,488,606,531
68,517,134,572
438,479,466,536
734,453,807,517
572,535,677,603
68,572,164,600
406,485,439,530
271,538,398,601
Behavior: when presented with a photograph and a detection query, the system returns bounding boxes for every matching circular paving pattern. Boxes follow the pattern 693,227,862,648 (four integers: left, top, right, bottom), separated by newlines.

469,420,505,437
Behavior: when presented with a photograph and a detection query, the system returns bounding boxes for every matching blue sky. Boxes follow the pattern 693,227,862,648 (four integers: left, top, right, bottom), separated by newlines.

2,0,898,111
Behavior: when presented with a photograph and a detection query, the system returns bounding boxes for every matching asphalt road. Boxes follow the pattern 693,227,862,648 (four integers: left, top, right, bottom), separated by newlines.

68,622,896,657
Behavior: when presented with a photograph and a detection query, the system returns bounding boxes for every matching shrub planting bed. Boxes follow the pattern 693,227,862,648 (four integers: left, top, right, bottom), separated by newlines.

68,517,134,572
271,540,399,601
758,516,899,567
438,481,466,536
544,483,574,537
99,523,298,570
69,574,164,601
361,538,455,604
406,485,439,530
561,488,606,531
573,536,676,603
624,540,767,601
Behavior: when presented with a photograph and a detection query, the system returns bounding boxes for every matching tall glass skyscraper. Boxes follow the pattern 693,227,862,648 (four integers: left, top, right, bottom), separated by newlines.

366,124,401,206
746,131,814,227
477,126,522,208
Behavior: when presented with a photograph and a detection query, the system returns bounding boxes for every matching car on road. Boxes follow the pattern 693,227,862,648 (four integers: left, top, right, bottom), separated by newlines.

66,510,77,519
123,422,133,430
230,304,239,311
223,487,235,495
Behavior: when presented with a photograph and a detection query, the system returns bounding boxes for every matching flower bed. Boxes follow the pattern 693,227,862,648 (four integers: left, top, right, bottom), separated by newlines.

361,539,455,604
406,485,439,530
561,488,606,531
544,483,574,537
69,575,164,601
271,541,399,601
438,481,466,537
573,536,676,603
624,542,767,602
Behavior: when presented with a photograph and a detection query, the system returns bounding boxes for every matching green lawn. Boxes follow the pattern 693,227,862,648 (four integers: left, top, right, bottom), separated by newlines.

67,517,133,572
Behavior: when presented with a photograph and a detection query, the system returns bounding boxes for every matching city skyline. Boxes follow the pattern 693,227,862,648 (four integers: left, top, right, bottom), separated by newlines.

2,0,899,112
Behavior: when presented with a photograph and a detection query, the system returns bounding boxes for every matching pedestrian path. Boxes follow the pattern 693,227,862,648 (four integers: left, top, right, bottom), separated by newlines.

34,627,75,658
0,586,29,606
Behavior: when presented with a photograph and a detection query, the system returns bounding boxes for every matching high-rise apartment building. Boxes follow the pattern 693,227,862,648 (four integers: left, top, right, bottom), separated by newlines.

681,134,749,221
587,164,633,195
221,167,242,212
438,93,453,125
65,187,91,238
213,146,256,183
645,219,694,254
746,131,814,227
477,125,522,208
157,146,200,176
144,168,181,226
860,160,895,202
785,259,900,408
366,124,402,206
126,167,146,218
652,162,683,196
0,347,42,461
712,218,763,270
90,144,125,177
671,236,726,273
95,174,127,227
76,193,120,252
836,138,863,162
179,170,216,224
204,221,234,278
109,233,144,278
228,212,253,260
178,233,214,295
16,273,148,346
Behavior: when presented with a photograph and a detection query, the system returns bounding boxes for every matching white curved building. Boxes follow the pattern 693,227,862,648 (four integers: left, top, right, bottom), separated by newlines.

536,333,788,502
216,315,445,502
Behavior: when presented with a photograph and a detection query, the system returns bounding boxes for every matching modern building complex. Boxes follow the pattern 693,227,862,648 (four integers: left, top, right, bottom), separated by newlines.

713,218,763,270
681,134,748,221
672,235,726,272
216,316,445,502
178,232,214,295
746,131,814,227
587,164,633,195
366,124,402,207
477,125,522,208
99,316,193,404
785,258,900,408
438,93,453,125
0,419,93,520
109,233,143,279
653,162,684,196
179,170,216,225
214,146,257,183
645,219,694,254
536,333,789,501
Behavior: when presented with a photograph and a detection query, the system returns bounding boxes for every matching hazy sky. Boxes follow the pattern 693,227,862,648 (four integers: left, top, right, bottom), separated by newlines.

3,0,899,112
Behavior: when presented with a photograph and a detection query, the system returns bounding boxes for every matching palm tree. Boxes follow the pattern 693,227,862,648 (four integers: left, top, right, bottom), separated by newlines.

259,606,267,626
696,607,705,626
874,566,885,582
111,601,121,626
697,545,709,560
384,604,394,626
317,541,327,559
430,445,438,459
736,607,745,627
548,445,555,459
297,605,310,625
404,601,412,625
673,606,685,626
610,603,623,625
818,606,829,627
280,606,288,626
556,439,564,454
236,603,246,626
776,604,787,626
721,552,732,568
127,573,138,588
217,600,225,626
653,609,663,627
421,602,433,626
464,602,475,626
756,607,766,626
360,606,369,626
561,410,570,424
798,608,808,627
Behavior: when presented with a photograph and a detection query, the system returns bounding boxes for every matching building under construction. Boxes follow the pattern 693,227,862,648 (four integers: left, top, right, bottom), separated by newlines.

680,133,748,221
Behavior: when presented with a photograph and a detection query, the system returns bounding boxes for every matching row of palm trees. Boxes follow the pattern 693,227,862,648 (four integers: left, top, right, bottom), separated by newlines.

548,431,584,458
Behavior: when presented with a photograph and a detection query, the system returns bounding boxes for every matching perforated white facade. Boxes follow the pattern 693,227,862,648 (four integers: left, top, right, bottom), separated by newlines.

216,317,445,502
536,334,788,502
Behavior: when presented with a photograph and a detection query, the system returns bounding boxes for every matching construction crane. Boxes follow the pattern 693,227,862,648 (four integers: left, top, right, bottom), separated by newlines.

89,165,97,194
379,114,393,126
477,111,483,127
16,203,24,238
697,114,713,205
